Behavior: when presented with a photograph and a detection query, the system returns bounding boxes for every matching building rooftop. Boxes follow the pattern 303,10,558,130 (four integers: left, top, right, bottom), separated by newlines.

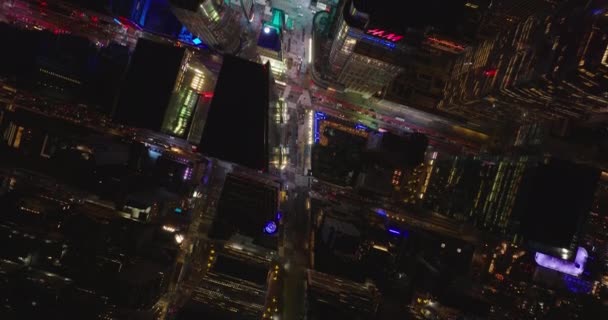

517,158,601,257
115,39,185,132
307,269,380,317
257,26,282,53
209,173,279,249
183,245,272,320
199,55,271,171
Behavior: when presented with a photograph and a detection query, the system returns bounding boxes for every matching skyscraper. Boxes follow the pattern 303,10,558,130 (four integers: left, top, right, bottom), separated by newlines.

476,0,557,38
422,155,484,221
169,0,242,54
114,39,186,131
472,156,532,232
161,50,217,143
515,158,600,260
387,3,544,118
198,55,276,171
325,0,406,96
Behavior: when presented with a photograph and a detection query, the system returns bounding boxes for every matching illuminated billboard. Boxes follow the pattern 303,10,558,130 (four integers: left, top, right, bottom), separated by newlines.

365,28,403,42
534,247,588,277
425,36,466,53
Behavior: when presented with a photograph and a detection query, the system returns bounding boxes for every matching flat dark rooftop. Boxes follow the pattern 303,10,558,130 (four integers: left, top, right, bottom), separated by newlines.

517,159,600,252
257,27,281,52
213,254,269,286
115,39,184,131
209,174,278,249
199,55,270,171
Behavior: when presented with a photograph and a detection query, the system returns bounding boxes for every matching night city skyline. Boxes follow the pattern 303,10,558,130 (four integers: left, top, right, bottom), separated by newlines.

0,0,608,319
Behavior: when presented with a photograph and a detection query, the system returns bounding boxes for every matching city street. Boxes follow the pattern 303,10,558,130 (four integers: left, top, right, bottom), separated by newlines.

249,1,497,314
0,2,485,318
1,1,608,319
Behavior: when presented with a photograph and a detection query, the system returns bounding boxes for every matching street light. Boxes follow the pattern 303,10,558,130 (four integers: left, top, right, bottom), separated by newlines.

308,38,312,63
264,26,271,34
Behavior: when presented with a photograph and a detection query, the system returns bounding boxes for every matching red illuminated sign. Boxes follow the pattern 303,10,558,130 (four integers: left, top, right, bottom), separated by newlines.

426,37,465,51
484,69,497,77
366,28,403,42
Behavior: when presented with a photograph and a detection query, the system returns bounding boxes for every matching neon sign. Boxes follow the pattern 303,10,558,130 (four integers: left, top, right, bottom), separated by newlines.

534,247,588,277
366,28,403,42
264,221,277,234
483,69,497,77
426,37,465,51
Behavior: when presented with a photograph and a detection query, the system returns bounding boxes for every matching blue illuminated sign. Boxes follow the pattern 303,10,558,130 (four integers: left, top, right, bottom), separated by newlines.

264,221,277,234
175,208,183,213
355,123,368,131
352,30,397,49
388,228,400,235
314,111,326,143
192,38,202,45
388,227,409,238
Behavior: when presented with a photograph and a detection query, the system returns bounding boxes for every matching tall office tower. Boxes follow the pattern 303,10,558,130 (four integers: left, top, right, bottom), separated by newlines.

514,158,600,261
169,0,241,54
592,171,608,216
257,22,286,80
228,0,254,21
537,1,596,81
326,0,406,96
581,171,608,262
178,244,276,319
161,50,217,143
477,0,558,38
209,173,280,250
109,0,183,37
377,0,487,109
87,42,130,115
537,1,608,99
114,39,186,131
471,156,532,232
463,1,608,130
577,13,608,79
422,155,484,221
388,3,545,121
199,55,277,172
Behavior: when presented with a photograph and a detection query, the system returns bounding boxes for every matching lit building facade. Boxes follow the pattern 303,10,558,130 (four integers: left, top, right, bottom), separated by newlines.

380,1,493,111
257,24,286,81
228,0,254,21
421,153,534,232
387,5,542,119
380,1,583,128
476,0,557,38
440,1,608,127
471,156,532,232
161,50,217,143
422,154,484,221
327,0,404,96
169,0,241,53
